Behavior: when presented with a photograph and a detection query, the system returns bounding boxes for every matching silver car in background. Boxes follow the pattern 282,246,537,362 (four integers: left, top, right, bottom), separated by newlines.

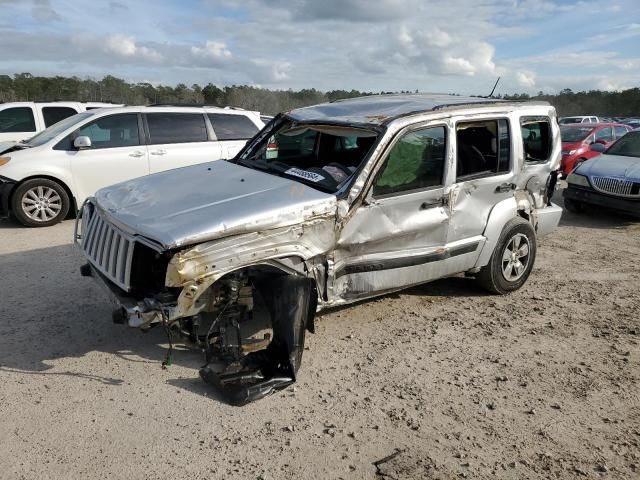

75,95,563,405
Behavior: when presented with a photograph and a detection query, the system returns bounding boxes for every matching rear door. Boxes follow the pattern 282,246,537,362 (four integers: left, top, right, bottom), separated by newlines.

145,112,220,173
447,116,514,249
0,106,38,142
207,113,261,159
59,113,149,202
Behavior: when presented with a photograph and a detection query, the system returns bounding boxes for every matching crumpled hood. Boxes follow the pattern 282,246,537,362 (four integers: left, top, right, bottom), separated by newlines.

95,160,337,249
576,154,640,180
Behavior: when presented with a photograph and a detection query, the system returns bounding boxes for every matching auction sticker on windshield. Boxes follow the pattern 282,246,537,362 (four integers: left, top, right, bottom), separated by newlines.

285,168,325,182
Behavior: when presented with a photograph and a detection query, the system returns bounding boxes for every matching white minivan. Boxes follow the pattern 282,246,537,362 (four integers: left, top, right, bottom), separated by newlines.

0,101,122,143
0,105,264,226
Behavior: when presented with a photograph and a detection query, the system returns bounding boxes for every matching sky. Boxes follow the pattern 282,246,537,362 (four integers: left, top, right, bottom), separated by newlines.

1,0,639,95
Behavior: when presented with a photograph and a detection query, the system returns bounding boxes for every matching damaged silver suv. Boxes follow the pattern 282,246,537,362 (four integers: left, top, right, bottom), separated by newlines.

75,95,563,405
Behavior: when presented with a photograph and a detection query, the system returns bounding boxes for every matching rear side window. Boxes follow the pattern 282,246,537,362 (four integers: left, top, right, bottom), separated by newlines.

373,126,446,197
208,113,259,141
456,119,510,180
147,113,208,144
521,116,552,163
42,107,78,128
0,107,36,133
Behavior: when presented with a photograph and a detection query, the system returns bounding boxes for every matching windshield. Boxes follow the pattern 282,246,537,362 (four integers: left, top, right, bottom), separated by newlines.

22,112,94,147
605,131,640,158
560,126,594,143
236,120,379,193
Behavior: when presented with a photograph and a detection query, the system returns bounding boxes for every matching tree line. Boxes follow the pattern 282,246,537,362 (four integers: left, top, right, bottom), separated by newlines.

1,73,638,117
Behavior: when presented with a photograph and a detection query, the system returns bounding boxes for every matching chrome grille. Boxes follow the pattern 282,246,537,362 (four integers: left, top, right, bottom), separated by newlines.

76,205,134,291
591,176,639,197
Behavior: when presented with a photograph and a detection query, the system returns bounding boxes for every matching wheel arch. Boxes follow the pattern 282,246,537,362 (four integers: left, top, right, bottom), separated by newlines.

170,255,322,321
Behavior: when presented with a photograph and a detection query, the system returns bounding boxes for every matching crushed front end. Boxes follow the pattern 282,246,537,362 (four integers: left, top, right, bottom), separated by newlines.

75,200,318,405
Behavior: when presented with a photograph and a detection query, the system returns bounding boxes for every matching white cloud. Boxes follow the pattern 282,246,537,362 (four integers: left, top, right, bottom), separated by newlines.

191,41,232,61
105,35,163,63
516,71,536,88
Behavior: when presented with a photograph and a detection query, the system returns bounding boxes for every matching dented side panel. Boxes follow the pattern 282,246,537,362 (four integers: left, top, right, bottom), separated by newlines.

166,216,336,319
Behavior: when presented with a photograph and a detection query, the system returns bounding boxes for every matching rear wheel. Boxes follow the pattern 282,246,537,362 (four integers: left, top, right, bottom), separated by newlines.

476,217,537,295
11,178,70,227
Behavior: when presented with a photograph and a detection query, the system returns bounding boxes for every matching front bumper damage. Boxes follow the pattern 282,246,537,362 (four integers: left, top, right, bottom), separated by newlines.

80,263,316,406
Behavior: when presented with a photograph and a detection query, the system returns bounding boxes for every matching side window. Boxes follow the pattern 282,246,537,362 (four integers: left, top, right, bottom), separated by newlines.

373,126,446,197
208,113,259,141
595,127,613,142
456,119,510,180
521,116,552,163
614,126,628,138
42,107,78,128
0,107,36,133
147,113,208,144
56,114,140,150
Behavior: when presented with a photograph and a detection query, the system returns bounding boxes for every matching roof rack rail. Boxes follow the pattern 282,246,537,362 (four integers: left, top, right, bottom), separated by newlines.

147,103,247,110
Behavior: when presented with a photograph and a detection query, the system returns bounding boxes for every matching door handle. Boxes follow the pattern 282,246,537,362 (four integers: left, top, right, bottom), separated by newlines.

420,196,448,210
495,183,516,193
150,149,167,156
129,151,145,158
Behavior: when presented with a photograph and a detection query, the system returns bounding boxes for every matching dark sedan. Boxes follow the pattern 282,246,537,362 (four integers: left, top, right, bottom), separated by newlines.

563,131,640,216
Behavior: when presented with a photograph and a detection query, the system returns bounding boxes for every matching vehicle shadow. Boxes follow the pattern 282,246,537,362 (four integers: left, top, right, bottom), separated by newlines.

0,243,208,391
553,187,638,230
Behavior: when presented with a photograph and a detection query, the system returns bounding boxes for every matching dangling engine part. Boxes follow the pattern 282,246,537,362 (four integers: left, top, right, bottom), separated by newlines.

180,269,316,406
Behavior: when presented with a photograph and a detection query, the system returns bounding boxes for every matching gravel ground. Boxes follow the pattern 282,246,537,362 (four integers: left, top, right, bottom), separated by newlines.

0,189,638,480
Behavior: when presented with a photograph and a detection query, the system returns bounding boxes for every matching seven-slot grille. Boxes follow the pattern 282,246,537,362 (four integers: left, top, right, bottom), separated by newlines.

591,176,640,197
79,207,134,291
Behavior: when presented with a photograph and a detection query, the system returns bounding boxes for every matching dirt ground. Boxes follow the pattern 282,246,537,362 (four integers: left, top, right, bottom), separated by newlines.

0,188,638,480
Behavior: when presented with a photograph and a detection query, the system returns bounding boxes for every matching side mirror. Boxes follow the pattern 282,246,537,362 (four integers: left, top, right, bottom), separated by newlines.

74,136,92,149
595,139,607,145
590,143,606,153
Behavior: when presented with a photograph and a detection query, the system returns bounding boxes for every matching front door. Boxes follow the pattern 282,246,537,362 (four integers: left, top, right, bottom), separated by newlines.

67,113,149,202
332,124,454,301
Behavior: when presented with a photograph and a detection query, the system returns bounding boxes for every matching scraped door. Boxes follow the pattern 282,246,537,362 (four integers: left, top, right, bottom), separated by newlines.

332,124,453,301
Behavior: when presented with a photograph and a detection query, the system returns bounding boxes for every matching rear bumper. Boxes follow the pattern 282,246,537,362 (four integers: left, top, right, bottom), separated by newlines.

535,203,563,237
0,175,16,218
564,186,640,217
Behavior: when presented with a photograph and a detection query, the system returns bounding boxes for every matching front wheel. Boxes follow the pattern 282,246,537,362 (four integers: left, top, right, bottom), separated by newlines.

476,217,537,295
11,178,70,227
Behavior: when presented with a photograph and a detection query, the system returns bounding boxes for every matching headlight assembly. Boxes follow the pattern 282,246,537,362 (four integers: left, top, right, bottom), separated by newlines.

567,172,590,187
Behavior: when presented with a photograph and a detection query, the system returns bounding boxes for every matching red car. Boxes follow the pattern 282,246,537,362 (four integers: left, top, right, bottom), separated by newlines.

560,123,631,176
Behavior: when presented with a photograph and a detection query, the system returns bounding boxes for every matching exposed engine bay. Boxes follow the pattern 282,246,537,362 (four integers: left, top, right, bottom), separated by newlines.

168,269,316,406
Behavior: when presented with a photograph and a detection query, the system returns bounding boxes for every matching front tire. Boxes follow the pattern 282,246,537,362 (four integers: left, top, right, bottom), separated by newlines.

11,178,70,227
476,217,537,295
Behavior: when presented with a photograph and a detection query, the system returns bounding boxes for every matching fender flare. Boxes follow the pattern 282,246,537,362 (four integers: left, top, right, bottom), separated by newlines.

473,197,520,269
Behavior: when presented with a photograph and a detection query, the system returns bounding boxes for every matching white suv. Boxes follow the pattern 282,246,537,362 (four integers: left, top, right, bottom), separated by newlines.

0,101,121,143
0,106,264,226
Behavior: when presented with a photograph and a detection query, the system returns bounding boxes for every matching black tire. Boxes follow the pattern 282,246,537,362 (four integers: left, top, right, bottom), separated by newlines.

564,197,583,214
11,178,70,227
476,217,537,295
